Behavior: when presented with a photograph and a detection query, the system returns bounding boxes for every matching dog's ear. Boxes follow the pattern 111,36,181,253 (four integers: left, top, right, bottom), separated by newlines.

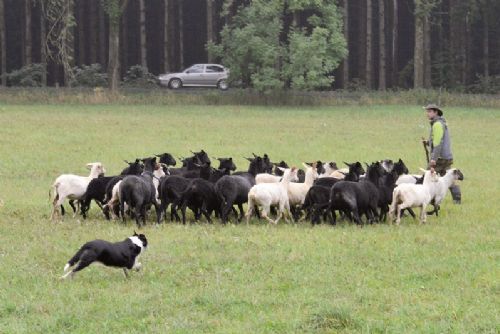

133,230,138,236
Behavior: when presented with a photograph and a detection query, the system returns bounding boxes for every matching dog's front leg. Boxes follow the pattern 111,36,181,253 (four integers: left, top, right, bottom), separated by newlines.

122,268,130,279
132,261,142,271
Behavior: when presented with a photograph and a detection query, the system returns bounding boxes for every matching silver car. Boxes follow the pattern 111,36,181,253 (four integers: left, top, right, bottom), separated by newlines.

159,64,229,90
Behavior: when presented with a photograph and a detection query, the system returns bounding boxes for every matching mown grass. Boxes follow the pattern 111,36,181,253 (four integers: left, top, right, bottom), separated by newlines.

0,104,498,333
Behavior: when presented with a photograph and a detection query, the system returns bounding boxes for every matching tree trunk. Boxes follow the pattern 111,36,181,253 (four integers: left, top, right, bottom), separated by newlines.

108,20,120,91
414,13,424,88
483,12,489,77
25,0,32,65
391,0,398,87
365,0,373,89
178,0,184,69
423,14,431,88
358,0,366,84
89,0,97,64
464,11,471,85
164,0,170,72
78,0,85,65
207,0,213,62
99,2,106,67
41,3,47,86
139,0,147,68
121,8,127,75
63,0,75,86
341,0,349,87
107,0,128,91
0,0,6,85
378,0,386,90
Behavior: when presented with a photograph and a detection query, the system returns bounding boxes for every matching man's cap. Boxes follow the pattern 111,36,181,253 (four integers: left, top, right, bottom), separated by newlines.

423,103,443,116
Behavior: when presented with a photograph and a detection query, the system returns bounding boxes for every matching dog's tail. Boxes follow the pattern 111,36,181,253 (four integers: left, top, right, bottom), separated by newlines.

64,247,87,272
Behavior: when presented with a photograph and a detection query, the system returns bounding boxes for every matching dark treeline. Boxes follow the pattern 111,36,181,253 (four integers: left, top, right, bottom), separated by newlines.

1,0,499,91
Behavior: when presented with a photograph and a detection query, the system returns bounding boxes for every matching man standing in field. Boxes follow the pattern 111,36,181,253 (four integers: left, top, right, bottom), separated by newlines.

423,104,461,204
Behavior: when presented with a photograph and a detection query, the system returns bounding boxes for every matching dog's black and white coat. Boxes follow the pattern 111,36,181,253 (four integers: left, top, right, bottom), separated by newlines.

61,232,148,279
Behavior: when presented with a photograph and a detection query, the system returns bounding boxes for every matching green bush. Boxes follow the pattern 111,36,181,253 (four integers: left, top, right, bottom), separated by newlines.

468,75,500,94
70,64,108,87
122,65,159,88
7,63,45,87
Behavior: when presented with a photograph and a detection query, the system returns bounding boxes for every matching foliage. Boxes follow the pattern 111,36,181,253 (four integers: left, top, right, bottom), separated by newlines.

70,64,108,87
100,0,128,24
210,0,347,92
39,0,76,83
122,65,159,88
468,75,500,94
6,63,45,87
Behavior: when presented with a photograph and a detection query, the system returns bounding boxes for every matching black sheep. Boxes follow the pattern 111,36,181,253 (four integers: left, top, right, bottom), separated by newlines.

328,163,379,225
119,157,160,227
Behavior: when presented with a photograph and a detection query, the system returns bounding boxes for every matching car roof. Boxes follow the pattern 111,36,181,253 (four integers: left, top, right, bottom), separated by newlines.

189,64,224,67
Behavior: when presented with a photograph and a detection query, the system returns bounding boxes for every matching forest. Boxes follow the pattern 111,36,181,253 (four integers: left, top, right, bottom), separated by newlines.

0,0,499,92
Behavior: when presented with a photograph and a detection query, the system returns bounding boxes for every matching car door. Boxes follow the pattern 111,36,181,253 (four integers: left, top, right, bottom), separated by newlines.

182,64,204,85
204,65,225,86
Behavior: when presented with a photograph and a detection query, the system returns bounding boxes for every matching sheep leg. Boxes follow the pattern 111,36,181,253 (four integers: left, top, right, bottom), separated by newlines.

261,206,276,225
237,203,245,222
154,203,162,225
396,204,403,225
171,201,181,222
120,201,126,223
68,200,76,214
201,202,212,224
420,204,427,224
245,205,254,225
281,201,291,224
180,202,188,225
72,201,80,218
53,194,66,221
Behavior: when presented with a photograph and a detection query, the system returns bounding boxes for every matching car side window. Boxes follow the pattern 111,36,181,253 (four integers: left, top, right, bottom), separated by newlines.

206,65,224,73
186,65,204,74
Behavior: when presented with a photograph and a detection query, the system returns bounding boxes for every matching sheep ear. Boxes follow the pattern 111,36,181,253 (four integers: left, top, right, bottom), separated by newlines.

252,153,258,158
245,157,253,162
86,163,94,169
302,162,310,169
277,167,285,172
344,161,352,167
419,168,427,173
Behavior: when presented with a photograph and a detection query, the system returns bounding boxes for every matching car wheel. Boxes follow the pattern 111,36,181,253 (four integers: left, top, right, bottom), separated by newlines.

169,78,182,89
217,79,228,91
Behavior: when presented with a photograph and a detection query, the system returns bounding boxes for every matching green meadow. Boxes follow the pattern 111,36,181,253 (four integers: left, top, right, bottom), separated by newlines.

0,104,498,333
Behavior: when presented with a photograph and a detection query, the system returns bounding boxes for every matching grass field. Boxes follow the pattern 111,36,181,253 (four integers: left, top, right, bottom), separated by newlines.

0,104,498,333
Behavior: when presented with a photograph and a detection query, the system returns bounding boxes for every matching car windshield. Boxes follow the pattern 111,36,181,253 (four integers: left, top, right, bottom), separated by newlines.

185,65,204,73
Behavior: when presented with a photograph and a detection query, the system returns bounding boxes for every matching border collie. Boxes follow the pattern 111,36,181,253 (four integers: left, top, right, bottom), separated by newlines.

61,232,148,279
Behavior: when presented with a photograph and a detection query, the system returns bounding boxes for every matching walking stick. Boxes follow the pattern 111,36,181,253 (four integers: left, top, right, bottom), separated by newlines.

421,137,430,164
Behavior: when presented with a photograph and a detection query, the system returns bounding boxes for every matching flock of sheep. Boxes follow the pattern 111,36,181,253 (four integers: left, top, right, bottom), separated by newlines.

50,150,464,227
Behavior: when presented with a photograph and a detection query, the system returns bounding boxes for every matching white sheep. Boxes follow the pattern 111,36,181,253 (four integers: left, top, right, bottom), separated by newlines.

288,162,319,207
246,167,299,224
51,162,106,220
389,168,439,225
318,161,338,178
255,173,281,184
396,174,423,185
429,168,464,215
